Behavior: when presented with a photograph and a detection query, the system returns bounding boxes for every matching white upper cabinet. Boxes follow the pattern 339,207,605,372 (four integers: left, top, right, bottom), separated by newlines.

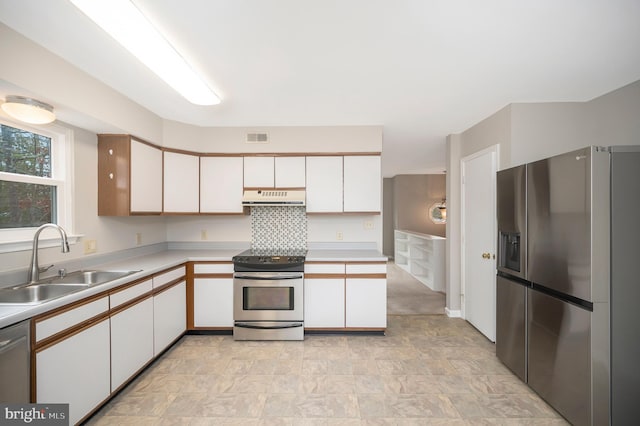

163,151,200,213
343,155,381,212
130,139,163,213
275,156,306,188
244,156,274,188
306,156,343,212
200,156,244,213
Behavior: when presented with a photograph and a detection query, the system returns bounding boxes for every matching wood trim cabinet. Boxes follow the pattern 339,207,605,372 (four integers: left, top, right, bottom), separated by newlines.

32,265,187,424
154,281,186,355
306,155,382,213
110,295,154,391
98,134,162,216
343,155,381,213
306,156,343,212
164,151,200,213
394,230,445,292
200,156,244,213
304,261,387,331
36,319,111,425
189,262,234,329
275,156,306,187
98,136,383,216
244,156,274,188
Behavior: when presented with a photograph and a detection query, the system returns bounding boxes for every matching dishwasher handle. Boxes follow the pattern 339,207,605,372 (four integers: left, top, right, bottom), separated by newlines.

0,335,27,355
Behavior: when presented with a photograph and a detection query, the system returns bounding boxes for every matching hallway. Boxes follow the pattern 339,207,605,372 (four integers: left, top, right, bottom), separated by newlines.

387,261,445,315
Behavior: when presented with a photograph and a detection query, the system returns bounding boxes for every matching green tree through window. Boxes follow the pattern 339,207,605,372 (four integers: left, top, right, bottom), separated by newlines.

0,123,56,228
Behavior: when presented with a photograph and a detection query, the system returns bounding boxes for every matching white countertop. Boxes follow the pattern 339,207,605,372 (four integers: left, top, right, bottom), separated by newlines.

0,247,386,328
306,249,387,262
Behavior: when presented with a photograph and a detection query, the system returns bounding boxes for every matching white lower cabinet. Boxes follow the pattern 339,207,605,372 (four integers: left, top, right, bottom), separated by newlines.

304,278,345,328
345,278,387,328
110,298,154,391
194,278,233,327
154,281,187,354
36,319,111,425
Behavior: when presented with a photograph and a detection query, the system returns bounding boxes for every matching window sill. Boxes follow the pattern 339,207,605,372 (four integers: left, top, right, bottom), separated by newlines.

0,235,82,254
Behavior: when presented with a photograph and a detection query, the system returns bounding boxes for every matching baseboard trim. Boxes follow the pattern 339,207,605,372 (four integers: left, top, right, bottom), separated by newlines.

445,308,462,318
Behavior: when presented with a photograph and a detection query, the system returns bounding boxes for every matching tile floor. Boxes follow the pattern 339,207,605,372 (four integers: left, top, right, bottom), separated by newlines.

86,315,567,425
386,262,445,315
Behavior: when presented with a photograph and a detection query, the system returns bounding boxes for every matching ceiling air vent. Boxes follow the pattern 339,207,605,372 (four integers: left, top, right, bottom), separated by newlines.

246,132,269,144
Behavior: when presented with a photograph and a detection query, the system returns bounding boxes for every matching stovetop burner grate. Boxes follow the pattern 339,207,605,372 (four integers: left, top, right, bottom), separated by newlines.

232,249,306,272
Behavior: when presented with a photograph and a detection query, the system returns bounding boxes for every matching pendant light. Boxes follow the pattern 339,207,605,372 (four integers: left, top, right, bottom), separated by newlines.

1,96,56,124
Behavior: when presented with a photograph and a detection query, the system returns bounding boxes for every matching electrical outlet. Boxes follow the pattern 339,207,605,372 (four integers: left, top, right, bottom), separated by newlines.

135,233,142,246
83,239,97,254
364,220,374,230
201,230,208,240
336,231,343,240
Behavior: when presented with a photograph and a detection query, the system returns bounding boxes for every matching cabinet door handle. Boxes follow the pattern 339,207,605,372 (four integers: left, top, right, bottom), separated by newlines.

481,252,491,259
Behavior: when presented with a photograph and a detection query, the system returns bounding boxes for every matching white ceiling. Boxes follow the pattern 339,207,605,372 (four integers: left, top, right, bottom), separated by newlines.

1,0,640,177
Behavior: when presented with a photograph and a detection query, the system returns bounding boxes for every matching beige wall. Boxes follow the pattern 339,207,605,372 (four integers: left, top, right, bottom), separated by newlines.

383,174,446,257
445,134,462,312
445,79,640,314
392,174,446,236
586,80,640,147
163,121,383,153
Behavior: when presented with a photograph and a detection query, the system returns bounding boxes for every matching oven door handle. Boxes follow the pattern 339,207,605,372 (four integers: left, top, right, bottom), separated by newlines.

233,273,303,280
234,322,303,330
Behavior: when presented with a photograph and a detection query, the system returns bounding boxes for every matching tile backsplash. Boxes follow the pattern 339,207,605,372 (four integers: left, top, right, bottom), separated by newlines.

250,206,307,251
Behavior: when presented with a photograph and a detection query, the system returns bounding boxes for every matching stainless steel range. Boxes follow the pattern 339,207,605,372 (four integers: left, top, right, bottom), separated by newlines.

232,249,305,340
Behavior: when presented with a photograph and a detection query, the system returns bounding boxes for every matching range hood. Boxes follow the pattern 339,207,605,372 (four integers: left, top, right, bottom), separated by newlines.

242,189,306,206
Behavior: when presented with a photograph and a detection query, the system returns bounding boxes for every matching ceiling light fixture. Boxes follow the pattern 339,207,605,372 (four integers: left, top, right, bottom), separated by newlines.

69,0,221,106
1,96,56,124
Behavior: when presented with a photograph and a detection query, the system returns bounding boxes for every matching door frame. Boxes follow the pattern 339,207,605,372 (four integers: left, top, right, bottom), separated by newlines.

460,144,499,320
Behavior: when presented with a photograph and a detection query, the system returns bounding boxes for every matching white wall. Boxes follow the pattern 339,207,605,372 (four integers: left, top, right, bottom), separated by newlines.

0,23,386,274
0,123,167,274
0,23,163,144
163,123,385,251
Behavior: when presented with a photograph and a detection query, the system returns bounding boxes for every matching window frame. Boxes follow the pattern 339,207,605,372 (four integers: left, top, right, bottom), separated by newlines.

0,117,75,252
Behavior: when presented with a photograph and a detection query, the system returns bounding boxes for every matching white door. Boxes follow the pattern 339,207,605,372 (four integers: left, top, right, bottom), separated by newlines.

461,146,498,341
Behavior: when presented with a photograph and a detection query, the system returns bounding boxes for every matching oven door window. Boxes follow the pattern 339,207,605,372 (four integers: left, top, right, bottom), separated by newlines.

243,286,295,310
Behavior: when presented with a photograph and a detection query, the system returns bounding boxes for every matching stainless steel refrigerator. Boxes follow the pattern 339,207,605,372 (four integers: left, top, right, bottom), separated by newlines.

496,146,640,425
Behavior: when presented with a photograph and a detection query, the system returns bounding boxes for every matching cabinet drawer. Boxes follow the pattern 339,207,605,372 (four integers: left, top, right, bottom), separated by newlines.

304,263,345,274
193,263,234,274
346,263,387,274
110,279,153,309
153,266,186,288
36,296,109,342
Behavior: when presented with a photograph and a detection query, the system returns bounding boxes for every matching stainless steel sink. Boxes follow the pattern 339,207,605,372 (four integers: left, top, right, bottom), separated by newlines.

55,270,138,285
0,270,139,305
0,283,90,305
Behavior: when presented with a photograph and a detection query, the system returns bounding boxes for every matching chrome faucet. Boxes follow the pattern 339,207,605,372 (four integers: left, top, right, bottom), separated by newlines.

28,223,70,284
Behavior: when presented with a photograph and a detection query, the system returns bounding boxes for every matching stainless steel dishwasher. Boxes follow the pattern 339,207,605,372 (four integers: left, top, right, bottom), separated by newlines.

0,319,30,403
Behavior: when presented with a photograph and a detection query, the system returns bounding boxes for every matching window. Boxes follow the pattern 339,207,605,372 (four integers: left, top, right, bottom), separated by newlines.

0,119,73,246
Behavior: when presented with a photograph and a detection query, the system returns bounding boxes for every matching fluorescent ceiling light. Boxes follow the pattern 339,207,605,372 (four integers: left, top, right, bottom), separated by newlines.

70,0,221,105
